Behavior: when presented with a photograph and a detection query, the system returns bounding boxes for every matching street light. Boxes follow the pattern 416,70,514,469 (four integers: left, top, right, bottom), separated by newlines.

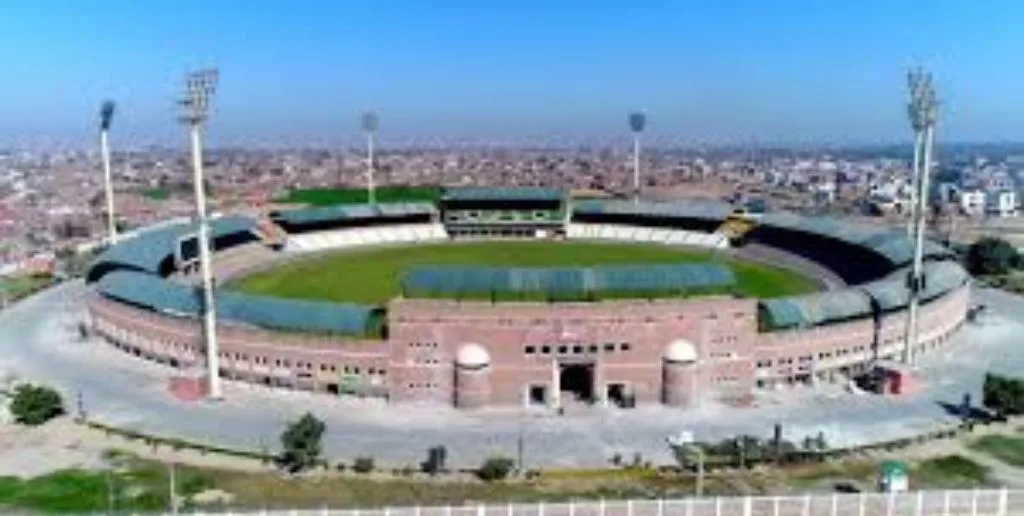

178,68,222,399
902,69,939,366
99,100,118,244
628,112,646,202
361,111,379,205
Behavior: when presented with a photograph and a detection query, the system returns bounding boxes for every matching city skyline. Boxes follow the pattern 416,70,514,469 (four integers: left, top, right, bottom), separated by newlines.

3,1,1024,148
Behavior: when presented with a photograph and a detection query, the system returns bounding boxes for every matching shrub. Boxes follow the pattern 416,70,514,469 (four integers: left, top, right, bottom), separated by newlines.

278,412,326,473
9,383,64,426
477,456,515,482
353,456,375,474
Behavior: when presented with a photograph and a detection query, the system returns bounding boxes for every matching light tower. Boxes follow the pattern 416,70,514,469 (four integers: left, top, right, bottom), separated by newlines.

628,112,646,202
901,69,939,366
361,111,379,205
99,101,118,244
178,68,222,399
905,70,927,237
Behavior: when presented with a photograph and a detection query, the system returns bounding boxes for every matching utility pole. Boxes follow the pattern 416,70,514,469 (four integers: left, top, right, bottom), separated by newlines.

99,101,118,244
178,68,222,399
629,112,646,202
361,112,379,205
902,69,939,366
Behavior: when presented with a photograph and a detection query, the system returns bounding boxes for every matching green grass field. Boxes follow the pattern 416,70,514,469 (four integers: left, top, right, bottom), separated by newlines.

969,435,1024,468
227,241,819,305
275,186,442,207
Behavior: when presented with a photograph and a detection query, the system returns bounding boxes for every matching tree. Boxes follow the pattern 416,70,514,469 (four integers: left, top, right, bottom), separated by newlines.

9,383,64,426
983,373,1024,417
966,237,1020,276
278,412,325,473
477,456,515,482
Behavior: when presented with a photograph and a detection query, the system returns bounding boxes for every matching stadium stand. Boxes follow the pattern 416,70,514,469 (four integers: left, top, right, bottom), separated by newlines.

400,263,736,299
96,269,379,336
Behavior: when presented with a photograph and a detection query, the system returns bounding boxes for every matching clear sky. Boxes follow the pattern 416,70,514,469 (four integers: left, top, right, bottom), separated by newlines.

2,0,1024,148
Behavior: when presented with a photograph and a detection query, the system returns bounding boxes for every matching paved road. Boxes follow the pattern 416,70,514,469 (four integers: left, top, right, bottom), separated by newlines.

1,280,1019,469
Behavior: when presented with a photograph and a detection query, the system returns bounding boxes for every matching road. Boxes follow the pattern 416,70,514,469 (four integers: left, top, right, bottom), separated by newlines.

0,280,1020,469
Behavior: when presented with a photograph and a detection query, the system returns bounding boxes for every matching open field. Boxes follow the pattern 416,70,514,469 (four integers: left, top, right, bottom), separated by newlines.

227,241,819,305
970,435,1024,468
0,275,55,303
275,186,442,206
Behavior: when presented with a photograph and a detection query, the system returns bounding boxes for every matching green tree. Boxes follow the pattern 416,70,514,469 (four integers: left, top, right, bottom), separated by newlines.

983,373,1024,417
9,383,64,426
278,412,326,473
966,237,1020,276
477,456,515,482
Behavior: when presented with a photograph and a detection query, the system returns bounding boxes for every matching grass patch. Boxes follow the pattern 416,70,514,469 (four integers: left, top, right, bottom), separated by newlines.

227,241,819,305
0,275,55,302
969,435,1024,468
276,186,441,207
139,187,170,201
913,455,994,489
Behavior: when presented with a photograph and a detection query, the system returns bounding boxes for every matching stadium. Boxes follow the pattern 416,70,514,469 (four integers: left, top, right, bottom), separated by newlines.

84,186,970,409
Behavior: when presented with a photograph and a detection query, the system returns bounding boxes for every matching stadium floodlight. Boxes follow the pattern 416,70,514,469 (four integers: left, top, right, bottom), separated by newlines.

178,68,222,399
99,100,118,244
361,111,379,205
902,69,939,367
628,112,646,202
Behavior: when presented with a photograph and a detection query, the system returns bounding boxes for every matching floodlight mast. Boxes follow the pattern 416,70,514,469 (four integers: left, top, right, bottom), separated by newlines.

178,68,222,399
99,101,118,244
901,69,938,366
361,112,379,205
906,71,925,238
629,112,646,202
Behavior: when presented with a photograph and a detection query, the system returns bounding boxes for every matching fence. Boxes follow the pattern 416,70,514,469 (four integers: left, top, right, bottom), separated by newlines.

199,488,1022,515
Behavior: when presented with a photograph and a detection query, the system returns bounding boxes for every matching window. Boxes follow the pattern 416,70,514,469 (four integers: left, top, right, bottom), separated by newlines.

320,364,327,372
604,343,616,352
588,345,598,354
368,368,377,375
558,345,568,354
620,343,631,352
525,345,536,355
352,367,360,374
541,345,551,354
572,345,583,354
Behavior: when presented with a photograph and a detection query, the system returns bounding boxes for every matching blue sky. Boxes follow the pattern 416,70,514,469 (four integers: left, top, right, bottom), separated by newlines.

2,0,1024,147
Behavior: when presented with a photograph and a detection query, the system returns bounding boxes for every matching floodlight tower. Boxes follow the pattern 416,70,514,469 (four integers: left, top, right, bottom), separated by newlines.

178,68,222,399
901,70,939,366
99,101,118,244
361,111,379,205
629,112,646,202
906,70,927,237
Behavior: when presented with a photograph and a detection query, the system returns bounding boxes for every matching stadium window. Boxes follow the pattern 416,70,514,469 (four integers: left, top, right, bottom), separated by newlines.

588,345,598,354
541,345,551,354
320,364,327,372
557,345,568,354
343,366,350,373
369,368,377,375
379,369,387,377
572,345,583,354
620,343,631,352
306,363,313,370
274,359,281,367
353,367,360,374
604,343,615,352
524,346,536,355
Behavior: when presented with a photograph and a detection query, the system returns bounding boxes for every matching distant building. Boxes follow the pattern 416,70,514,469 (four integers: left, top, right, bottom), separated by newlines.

959,189,986,216
986,190,1018,217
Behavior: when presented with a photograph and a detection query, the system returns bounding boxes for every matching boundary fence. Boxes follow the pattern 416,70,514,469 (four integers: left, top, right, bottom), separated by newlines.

202,488,1021,515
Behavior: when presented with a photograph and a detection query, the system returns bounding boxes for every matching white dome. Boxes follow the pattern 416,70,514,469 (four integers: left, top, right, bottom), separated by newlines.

664,339,698,363
456,343,490,368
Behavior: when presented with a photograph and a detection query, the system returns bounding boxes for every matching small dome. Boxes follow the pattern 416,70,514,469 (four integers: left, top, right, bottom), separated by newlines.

664,339,698,363
456,343,490,368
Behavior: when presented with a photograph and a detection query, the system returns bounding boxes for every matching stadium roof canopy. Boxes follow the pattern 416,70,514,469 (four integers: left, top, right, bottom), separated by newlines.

573,200,953,268
441,186,565,202
86,215,257,282
95,270,379,336
760,259,968,330
759,288,873,330
573,199,735,221
271,202,437,226
860,260,969,311
401,263,736,297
